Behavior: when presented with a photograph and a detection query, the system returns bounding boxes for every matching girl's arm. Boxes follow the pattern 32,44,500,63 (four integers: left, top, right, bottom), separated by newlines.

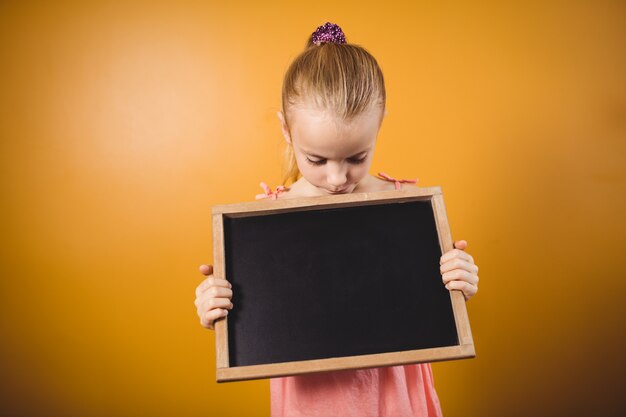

440,240,479,301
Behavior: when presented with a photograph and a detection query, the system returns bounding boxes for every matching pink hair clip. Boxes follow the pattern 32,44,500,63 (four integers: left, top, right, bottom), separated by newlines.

311,22,347,46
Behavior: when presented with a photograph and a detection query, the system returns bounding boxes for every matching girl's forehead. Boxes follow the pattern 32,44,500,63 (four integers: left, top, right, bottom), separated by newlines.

288,105,381,157
288,101,383,123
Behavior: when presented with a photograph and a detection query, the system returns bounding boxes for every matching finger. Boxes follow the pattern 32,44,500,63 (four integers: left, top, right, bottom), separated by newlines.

201,308,229,330
464,287,478,301
194,287,233,310
440,248,473,265
199,264,213,276
445,280,478,300
442,270,479,286
440,258,479,275
200,297,234,314
197,277,232,293
201,286,233,301
454,240,467,250
195,277,232,297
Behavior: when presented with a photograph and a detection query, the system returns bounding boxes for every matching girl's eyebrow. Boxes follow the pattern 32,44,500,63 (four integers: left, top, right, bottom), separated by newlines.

305,149,370,159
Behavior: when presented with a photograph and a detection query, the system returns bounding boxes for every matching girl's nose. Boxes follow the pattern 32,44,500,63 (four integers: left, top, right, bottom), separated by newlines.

327,163,348,187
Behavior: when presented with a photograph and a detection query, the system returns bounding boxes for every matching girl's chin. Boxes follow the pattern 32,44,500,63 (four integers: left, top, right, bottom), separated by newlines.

323,185,355,194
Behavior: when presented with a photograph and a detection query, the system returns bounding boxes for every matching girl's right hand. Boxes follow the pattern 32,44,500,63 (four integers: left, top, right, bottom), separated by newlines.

194,264,233,330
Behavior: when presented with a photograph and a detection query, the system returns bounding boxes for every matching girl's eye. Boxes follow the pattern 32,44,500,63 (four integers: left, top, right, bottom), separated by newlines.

305,156,368,166
306,158,326,166
347,157,367,164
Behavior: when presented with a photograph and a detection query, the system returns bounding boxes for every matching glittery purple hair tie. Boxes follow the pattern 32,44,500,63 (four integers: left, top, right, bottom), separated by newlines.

311,22,346,46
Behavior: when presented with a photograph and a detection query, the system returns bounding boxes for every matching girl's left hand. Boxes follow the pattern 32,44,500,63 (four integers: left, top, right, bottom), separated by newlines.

440,240,479,301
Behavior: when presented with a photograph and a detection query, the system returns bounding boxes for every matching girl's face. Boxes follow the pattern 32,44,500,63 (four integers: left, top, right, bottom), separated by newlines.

279,103,383,195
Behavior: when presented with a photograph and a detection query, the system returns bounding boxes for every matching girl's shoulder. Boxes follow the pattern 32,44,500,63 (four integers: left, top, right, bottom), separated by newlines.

254,172,419,200
355,172,419,193
254,179,308,200
255,182,290,200
372,172,419,191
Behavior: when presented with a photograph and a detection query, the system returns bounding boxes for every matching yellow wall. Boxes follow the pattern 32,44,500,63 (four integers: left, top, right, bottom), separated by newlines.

1,1,625,416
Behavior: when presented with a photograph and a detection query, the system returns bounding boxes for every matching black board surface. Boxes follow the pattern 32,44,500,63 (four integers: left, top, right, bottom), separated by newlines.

223,200,458,367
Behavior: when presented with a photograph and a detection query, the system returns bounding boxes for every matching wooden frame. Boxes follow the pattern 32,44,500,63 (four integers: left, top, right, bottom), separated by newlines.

212,186,474,382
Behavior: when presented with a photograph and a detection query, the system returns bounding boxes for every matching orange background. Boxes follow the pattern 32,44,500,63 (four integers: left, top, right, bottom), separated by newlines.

1,1,625,416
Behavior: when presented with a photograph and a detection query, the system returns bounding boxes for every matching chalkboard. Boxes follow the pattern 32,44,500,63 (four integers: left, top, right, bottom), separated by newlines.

211,187,474,382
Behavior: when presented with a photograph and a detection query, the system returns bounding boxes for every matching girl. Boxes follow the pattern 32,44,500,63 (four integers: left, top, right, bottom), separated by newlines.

194,22,480,417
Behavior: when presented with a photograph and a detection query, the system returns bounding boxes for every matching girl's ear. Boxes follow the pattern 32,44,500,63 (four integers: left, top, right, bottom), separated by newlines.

277,111,292,145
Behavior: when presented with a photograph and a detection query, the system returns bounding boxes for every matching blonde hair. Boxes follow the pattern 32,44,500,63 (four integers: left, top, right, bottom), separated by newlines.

281,30,386,186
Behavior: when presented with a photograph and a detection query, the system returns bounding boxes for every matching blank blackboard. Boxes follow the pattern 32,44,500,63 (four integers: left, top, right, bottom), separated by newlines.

212,187,474,382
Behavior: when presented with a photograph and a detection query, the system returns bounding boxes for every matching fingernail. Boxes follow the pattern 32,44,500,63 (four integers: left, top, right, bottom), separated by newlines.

223,309,228,316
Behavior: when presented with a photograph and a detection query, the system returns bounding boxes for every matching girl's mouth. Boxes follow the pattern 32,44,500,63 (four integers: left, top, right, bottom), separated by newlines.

326,186,351,194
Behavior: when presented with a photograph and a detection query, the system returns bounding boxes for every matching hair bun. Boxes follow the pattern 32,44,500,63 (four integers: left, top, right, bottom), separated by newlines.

311,22,347,46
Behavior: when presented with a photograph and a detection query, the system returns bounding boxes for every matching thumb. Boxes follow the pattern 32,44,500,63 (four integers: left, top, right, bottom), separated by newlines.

199,264,213,276
454,240,468,250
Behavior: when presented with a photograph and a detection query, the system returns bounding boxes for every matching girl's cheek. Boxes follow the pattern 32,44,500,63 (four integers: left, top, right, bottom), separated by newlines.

351,165,368,181
300,163,324,183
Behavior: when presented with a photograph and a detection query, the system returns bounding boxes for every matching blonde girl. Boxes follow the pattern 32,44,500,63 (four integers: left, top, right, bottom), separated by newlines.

194,22,480,417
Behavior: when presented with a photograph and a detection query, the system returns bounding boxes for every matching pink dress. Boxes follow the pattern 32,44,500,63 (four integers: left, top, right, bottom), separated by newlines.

257,173,443,417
